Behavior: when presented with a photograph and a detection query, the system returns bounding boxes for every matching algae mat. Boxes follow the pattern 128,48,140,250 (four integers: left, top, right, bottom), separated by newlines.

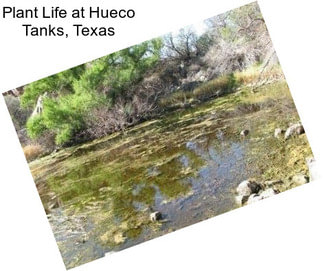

26,80,312,268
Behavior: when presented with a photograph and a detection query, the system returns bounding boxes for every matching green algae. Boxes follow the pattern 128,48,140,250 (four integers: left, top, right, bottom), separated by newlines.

29,78,312,267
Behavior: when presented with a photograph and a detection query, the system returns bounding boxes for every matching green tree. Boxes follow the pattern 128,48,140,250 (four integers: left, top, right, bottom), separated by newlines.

24,38,163,145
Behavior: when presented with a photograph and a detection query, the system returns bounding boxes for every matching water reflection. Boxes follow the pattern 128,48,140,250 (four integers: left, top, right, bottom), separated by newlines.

41,116,252,267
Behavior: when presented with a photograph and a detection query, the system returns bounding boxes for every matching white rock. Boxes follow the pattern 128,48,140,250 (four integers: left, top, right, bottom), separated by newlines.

150,211,162,222
306,157,319,181
236,180,261,197
247,194,262,204
240,129,249,137
259,188,277,198
292,174,309,186
284,123,305,139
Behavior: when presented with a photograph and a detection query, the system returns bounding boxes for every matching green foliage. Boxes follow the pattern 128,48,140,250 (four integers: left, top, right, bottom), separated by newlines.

74,38,163,101
24,38,163,145
21,64,85,108
26,115,47,139
27,91,102,145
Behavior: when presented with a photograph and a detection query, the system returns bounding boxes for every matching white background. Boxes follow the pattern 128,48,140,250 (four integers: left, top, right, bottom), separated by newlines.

0,0,323,270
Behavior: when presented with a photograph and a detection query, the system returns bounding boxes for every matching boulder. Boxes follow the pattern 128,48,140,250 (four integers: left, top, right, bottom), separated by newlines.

240,129,249,137
247,194,262,204
150,211,162,222
259,188,277,198
306,157,319,181
292,174,309,186
236,180,261,197
284,123,305,139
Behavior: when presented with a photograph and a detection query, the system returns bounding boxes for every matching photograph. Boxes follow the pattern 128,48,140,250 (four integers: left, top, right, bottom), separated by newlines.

2,2,314,269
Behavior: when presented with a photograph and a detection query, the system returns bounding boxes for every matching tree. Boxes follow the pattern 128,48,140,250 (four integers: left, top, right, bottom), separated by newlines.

24,38,163,145
163,27,200,62
202,2,273,75
21,64,86,108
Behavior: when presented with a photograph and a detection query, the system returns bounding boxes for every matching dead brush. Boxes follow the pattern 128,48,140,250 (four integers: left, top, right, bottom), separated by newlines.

23,144,44,162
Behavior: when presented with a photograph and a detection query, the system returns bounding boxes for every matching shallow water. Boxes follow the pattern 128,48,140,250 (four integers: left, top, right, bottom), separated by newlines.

47,127,257,268
30,82,312,268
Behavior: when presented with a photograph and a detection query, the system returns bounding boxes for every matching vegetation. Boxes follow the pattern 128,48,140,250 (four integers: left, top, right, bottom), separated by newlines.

4,2,274,151
22,39,162,145
23,144,43,162
29,80,312,268
3,3,313,269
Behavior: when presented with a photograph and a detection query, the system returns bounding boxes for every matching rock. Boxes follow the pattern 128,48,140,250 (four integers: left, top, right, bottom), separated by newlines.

247,194,262,204
150,211,162,222
292,174,309,186
274,128,284,138
284,123,305,139
236,180,261,197
259,188,278,198
306,157,319,181
240,129,249,137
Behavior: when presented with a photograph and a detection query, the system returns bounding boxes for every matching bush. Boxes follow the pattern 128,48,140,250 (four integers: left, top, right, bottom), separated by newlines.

26,115,47,139
193,74,237,100
23,144,44,162
23,39,163,145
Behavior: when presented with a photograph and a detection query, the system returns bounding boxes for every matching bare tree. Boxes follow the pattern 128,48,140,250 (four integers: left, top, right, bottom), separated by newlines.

163,27,200,62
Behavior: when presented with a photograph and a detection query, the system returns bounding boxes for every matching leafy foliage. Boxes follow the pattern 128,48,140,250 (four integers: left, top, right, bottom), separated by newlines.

24,39,163,144
21,64,86,108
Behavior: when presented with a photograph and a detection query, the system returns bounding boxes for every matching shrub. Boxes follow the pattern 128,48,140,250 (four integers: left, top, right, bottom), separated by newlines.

26,115,47,139
23,144,44,162
23,39,163,145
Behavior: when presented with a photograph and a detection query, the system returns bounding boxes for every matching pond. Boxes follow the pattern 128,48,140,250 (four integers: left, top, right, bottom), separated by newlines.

29,81,312,269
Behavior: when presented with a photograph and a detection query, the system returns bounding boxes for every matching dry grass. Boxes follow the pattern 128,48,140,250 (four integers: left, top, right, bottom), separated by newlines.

235,64,284,85
193,74,235,100
23,144,44,162
235,65,261,85
158,91,194,108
